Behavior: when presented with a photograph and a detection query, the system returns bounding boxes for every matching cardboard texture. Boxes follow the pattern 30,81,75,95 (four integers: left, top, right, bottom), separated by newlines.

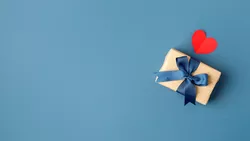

156,48,221,105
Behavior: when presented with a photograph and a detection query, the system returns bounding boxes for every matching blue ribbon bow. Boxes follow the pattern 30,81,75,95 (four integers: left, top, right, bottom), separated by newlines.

156,56,208,105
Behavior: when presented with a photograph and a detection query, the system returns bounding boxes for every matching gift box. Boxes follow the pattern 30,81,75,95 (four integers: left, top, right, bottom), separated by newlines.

155,48,221,105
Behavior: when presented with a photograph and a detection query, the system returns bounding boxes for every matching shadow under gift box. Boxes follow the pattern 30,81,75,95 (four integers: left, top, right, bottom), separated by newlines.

156,48,221,105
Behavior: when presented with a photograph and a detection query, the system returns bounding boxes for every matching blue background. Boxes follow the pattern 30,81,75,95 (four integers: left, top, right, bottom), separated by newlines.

1,0,250,141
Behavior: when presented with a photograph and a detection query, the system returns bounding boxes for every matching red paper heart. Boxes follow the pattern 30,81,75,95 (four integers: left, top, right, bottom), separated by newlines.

192,30,217,54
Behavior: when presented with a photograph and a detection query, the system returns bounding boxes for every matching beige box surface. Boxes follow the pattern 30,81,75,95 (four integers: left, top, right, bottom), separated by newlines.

156,48,221,105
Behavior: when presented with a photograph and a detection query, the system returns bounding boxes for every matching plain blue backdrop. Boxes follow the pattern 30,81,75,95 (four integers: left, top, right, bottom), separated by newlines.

1,0,250,141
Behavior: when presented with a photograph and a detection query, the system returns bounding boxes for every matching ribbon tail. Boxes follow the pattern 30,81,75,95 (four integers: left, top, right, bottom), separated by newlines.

184,93,196,106
177,79,196,105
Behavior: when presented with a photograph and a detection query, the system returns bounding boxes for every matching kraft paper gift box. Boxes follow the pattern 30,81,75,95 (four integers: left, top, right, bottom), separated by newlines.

156,48,221,105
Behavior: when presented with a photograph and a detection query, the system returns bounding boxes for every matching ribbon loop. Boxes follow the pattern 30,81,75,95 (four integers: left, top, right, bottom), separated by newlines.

176,56,189,74
156,56,208,105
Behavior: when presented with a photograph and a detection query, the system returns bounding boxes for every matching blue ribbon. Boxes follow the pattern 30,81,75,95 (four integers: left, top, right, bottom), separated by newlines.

156,56,208,105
